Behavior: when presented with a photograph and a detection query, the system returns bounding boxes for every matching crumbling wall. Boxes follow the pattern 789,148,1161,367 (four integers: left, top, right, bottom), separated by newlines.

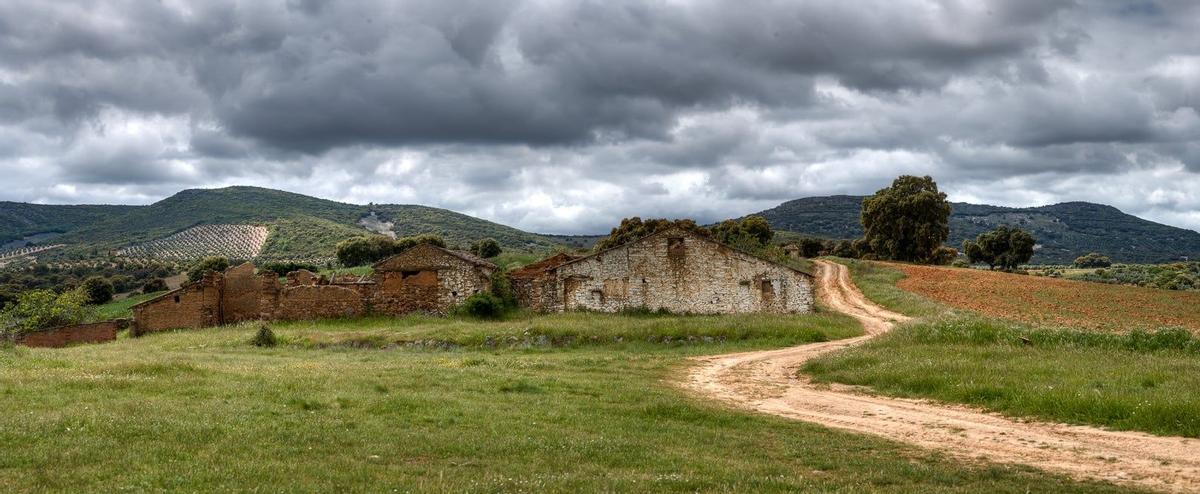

511,253,576,312
15,321,120,348
551,231,813,314
372,244,494,315
132,271,222,334
130,246,498,330
221,262,270,323
274,285,365,320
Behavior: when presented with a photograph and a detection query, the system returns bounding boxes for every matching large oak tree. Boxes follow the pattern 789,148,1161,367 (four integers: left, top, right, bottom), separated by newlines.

860,175,952,263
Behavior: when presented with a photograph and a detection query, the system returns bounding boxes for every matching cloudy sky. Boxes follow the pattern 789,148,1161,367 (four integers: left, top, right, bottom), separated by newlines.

1,1,1198,234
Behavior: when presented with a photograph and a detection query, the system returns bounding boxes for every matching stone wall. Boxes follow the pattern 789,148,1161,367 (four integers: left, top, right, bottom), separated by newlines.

372,244,495,315
511,253,577,312
549,229,813,314
16,320,121,348
132,271,222,335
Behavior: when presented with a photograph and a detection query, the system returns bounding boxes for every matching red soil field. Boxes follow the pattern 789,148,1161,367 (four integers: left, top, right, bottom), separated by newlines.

889,263,1200,332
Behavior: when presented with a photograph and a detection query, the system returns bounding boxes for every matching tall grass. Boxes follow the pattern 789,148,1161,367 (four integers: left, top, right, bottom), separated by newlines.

805,315,1200,438
0,314,1134,493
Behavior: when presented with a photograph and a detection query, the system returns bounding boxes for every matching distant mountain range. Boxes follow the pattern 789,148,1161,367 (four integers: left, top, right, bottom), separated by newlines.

1,187,1197,265
754,195,1200,264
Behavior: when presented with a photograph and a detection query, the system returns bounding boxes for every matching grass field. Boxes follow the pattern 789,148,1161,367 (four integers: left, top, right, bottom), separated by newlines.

0,313,1137,493
94,291,168,320
808,261,1200,438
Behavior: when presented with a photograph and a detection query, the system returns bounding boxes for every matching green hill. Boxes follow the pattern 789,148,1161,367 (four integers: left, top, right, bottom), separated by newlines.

1,186,559,262
0,202,136,247
754,195,1200,264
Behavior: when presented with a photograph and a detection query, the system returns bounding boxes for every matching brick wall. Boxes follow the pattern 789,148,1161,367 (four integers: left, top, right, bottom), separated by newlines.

131,271,222,335
222,262,273,323
16,320,120,348
549,229,814,314
130,246,497,331
273,285,365,320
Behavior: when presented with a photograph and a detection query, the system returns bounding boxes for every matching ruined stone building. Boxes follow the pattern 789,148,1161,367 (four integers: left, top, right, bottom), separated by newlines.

512,227,815,314
131,243,496,334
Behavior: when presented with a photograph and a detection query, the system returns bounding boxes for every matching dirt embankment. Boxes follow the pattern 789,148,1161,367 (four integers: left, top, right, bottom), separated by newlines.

685,260,1200,493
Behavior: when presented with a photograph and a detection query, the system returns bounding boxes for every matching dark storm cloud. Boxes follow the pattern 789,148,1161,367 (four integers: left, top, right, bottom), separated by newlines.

0,0,1198,233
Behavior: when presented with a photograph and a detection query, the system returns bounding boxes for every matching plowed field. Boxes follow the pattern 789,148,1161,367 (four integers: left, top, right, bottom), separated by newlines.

891,263,1200,332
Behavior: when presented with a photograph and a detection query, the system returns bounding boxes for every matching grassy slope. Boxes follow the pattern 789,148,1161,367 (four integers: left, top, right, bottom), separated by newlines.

807,260,1200,437
0,314,1136,493
95,291,168,320
0,202,137,245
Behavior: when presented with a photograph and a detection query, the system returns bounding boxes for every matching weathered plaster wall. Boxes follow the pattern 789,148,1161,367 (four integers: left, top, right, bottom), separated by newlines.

550,231,813,314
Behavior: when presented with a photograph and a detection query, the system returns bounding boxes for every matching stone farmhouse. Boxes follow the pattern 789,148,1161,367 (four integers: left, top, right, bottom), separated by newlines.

131,243,496,334
511,227,815,314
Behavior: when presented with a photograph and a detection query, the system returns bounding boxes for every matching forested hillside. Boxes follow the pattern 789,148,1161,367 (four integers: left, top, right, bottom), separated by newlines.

754,195,1200,264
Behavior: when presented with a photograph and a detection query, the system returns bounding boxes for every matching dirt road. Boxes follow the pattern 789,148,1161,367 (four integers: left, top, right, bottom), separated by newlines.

686,260,1200,493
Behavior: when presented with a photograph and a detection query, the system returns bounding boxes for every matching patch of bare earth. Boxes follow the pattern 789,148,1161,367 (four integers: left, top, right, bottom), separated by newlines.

890,263,1200,332
685,260,1200,493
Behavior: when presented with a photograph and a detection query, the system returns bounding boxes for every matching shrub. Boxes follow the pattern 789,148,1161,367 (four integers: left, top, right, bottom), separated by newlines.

1,289,95,335
455,293,505,319
962,225,1035,270
336,234,447,267
950,259,969,268
929,246,959,266
141,278,169,293
251,324,277,347
187,256,230,282
261,261,320,277
594,217,704,251
80,276,114,305
489,271,517,310
791,237,826,258
469,238,502,259
711,216,774,249
1073,252,1112,268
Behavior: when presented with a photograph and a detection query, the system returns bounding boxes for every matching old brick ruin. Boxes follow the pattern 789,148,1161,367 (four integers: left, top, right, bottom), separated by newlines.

512,227,814,314
14,320,122,348
132,243,496,334
130,228,814,334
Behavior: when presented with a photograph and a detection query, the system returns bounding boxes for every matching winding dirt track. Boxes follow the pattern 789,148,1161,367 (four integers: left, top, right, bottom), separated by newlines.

686,260,1200,493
